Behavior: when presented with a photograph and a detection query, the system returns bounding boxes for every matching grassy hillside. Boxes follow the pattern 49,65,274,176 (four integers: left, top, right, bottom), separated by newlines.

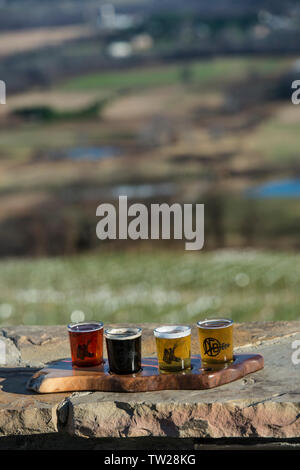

0,249,298,325
1,56,299,258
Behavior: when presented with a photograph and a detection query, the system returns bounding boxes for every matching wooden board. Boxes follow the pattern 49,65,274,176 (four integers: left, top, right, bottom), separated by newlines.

27,354,264,394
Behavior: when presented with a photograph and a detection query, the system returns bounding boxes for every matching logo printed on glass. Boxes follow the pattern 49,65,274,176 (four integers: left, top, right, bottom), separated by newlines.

203,337,230,357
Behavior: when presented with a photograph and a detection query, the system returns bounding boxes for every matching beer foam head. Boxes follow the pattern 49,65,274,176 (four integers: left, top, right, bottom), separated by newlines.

104,327,142,340
153,325,191,339
68,321,103,333
197,318,233,329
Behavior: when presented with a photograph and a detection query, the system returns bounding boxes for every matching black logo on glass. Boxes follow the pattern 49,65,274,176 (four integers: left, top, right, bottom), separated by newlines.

77,340,94,360
203,338,230,357
163,345,181,364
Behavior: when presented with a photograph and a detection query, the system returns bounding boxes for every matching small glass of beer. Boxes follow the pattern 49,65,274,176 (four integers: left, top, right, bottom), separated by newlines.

68,321,103,367
154,325,191,372
104,327,142,374
197,318,233,366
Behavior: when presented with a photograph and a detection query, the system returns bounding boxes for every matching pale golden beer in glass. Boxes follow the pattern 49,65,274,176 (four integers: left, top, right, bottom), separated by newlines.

154,326,191,372
197,319,233,365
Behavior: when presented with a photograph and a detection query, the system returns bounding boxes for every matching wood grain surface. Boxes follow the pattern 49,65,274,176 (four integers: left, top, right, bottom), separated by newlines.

27,354,264,394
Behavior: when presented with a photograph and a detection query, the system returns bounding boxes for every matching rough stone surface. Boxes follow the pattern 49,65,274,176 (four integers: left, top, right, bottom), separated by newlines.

0,331,21,366
0,322,299,443
61,335,300,439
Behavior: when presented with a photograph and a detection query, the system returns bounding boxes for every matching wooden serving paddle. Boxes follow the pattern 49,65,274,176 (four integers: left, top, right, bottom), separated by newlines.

27,354,264,394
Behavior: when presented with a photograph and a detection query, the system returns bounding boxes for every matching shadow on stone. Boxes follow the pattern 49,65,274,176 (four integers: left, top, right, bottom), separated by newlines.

0,435,300,450
0,434,195,450
0,359,67,395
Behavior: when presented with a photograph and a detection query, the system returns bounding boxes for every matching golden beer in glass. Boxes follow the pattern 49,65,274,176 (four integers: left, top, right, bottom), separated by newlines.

197,318,233,366
154,325,191,372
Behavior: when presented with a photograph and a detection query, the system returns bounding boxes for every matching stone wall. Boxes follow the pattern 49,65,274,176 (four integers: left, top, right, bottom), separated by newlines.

0,322,300,449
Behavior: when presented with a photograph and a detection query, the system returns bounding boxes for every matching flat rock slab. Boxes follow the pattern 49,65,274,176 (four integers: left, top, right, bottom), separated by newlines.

61,336,300,439
27,354,264,394
0,323,299,440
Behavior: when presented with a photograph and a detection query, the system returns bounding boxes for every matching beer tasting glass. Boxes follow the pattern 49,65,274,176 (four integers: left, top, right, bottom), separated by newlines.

105,327,142,374
68,321,104,367
154,325,191,372
197,318,233,366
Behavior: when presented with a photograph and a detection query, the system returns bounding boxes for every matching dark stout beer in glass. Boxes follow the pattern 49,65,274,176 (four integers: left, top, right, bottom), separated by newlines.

105,327,142,374
68,322,103,367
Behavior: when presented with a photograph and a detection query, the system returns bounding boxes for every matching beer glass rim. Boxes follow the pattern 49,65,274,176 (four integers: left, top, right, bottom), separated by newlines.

104,327,142,340
67,321,104,333
197,318,233,330
154,325,191,339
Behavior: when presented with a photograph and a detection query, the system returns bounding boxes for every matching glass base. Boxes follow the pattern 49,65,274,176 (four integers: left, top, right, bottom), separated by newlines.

158,358,191,373
109,368,142,375
159,366,192,375
201,359,234,371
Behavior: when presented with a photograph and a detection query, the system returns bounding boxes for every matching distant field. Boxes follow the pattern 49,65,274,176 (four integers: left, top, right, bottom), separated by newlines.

1,56,292,164
0,250,298,325
1,56,299,258
62,57,292,91
0,25,94,58
247,104,300,165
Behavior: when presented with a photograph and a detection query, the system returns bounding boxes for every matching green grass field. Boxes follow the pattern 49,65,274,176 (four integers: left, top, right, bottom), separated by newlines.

249,118,300,165
2,56,294,163
0,250,298,325
62,57,292,91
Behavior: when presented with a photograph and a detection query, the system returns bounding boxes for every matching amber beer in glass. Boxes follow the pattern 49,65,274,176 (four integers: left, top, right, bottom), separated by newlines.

154,326,191,372
105,327,142,374
68,322,103,367
197,318,233,365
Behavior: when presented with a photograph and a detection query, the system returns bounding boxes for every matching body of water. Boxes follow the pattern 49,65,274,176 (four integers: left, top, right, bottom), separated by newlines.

247,179,300,198
66,146,120,161
47,146,120,161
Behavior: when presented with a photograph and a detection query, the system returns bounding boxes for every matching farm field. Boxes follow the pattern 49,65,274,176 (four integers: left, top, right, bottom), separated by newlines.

0,55,300,261
0,1,300,328
62,57,291,91
0,56,296,169
0,25,94,58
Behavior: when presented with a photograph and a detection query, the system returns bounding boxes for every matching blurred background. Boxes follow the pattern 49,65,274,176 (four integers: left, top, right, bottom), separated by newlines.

0,0,300,326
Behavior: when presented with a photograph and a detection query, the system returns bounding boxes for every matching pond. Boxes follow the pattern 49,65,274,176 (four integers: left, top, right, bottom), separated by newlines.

65,146,120,161
46,146,120,161
111,183,177,199
246,179,300,198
